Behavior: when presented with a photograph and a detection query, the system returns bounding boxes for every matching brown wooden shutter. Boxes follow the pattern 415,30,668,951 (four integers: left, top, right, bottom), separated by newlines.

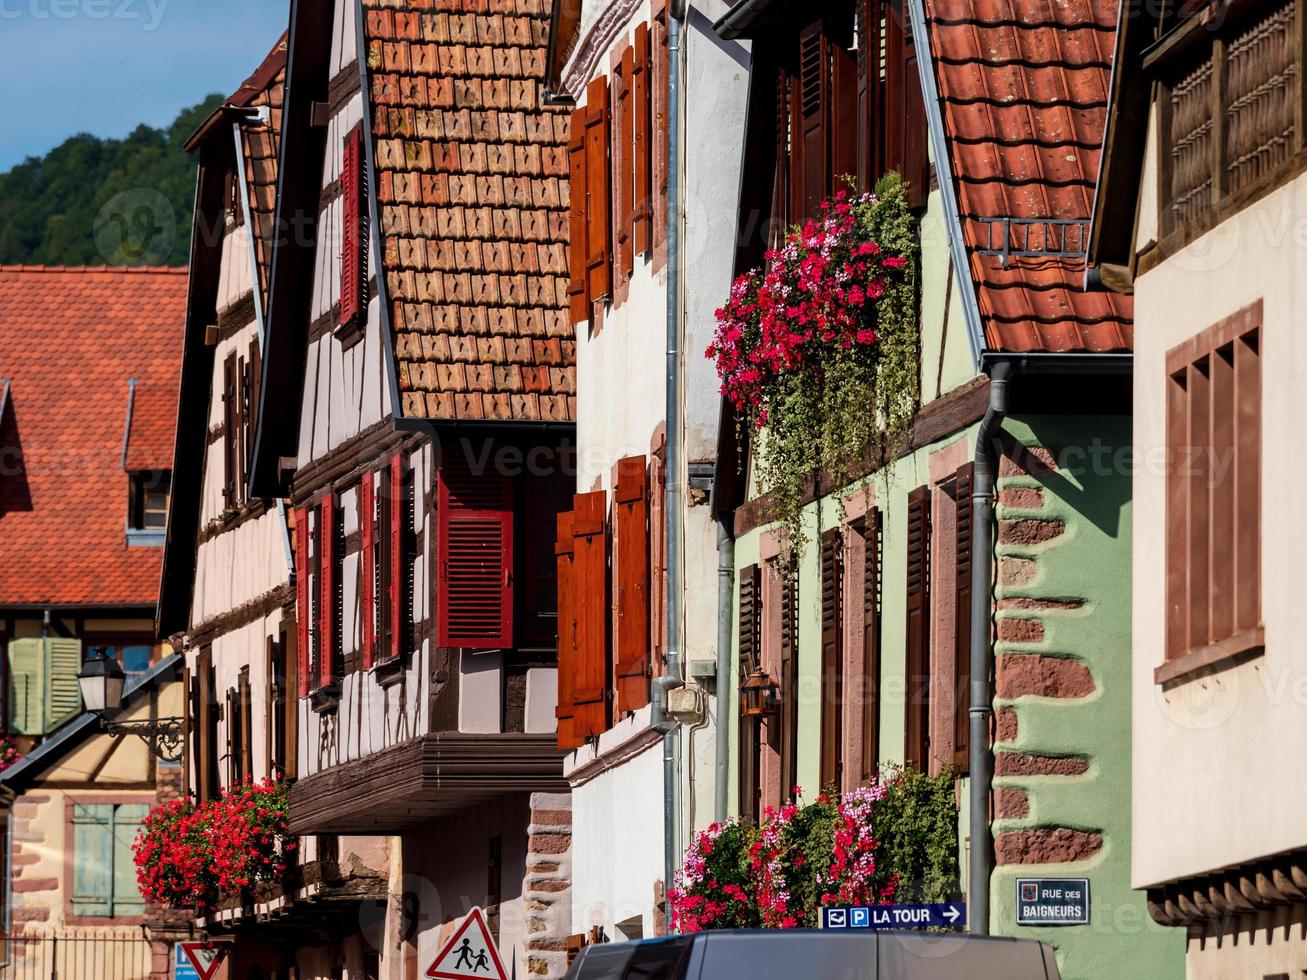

904,485,931,771
555,511,581,749
294,506,311,697
237,354,249,495
584,76,612,303
282,624,299,780
616,45,634,283
953,464,973,772
225,687,238,785
567,107,590,326
858,511,881,781
264,637,276,779
387,453,407,661
797,21,829,221
247,337,262,478
319,493,338,689
360,472,376,669
614,456,650,713
1233,330,1260,633
340,126,363,329
196,646,218,803
222,353,238,508
772,71,794,241
886,3,928,208
632,23,653,255
779,567,799,799
819,529,843,790
438,452,514,649
649,439,666,674
652,0,669,253
571,490,610,738
831,42,859,189
856,0,879,190
239,667,253,780
738,564,761,822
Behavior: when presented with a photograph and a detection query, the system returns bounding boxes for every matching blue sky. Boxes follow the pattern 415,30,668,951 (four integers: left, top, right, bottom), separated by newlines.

0,0,291,170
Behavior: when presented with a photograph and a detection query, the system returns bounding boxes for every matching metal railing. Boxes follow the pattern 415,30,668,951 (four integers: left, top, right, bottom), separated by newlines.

974,216,1091,266
0,935,152,980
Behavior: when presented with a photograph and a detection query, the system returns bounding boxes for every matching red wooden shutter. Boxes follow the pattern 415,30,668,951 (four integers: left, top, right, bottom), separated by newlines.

819,528,843,790
319,493,337,689
886,3,928,208
737,564,761,823
555,511,581,749
632,23,652,255
859,511,881,781
361,472,376,669
953,464,973,771
571,490,610,738
831,43,858,190
584,76,612,303
389,453,406,660
615,456,650,713
294,507,311,697
856,0,879,190
904,485,931,771
567,107,590,326
437,452,514,649
797,21,829,221
616,45,635,282
340,126,363,329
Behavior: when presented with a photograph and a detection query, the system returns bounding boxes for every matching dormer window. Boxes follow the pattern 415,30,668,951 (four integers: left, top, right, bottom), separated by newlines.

127,469,170,544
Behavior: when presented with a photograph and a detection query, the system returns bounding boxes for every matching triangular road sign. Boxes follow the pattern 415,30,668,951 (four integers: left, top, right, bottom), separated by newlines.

427,907,508,980
181,942,226,980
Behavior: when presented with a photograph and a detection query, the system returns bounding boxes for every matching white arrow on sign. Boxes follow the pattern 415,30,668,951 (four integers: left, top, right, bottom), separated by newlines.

943,905,961,924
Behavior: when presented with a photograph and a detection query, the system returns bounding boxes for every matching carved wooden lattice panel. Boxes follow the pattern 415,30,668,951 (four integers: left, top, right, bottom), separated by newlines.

1168,58,1214,233
1225,2,1297,196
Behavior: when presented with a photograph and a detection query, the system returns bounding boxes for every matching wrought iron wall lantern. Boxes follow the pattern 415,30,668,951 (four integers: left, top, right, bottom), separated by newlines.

740,667,781,718
77,648,184,763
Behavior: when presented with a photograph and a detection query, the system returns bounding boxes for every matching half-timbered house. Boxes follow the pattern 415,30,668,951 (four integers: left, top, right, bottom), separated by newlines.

246,2,577,976
158,36,389,978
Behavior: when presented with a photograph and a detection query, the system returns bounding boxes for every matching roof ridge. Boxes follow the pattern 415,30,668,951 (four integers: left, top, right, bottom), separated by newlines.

0,264,188,275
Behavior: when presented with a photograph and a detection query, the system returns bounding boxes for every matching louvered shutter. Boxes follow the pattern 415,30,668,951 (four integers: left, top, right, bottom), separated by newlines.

294,506,311,697
886,3,928,208
197,648,218,803
112,804,148,916
797,21,829,221
71,804,114,917
247,336,262,475
819,529,843,790
237,354,249,494
779,567,799,798
567,107,590,326
632,23,653,255
616,45,635,282
360,472,376,669
46,637,83,732
738,564,761,823
239,668,253,779
571,490,610,738
584,76,612,303
859,511,881,781
222,353,238,508
953,463,974,771
340,126,363,330
7,639,44,736
384,452,407,661
904,485,931,770
319,493,337,689
437,452,513,649
555,511,581,749
773,71,794,240
856,0,879,190
615,456,650,713
652,1,669,252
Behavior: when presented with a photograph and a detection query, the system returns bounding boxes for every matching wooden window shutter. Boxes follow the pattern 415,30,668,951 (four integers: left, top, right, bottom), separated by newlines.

571,490,610,738
340,126,364,330
6,638,43,736
652,0,669,253
886,3,928,208
437,452,514,649
555,511,581,749
738,564,761,823
797,20,830,221
819,528,843,790
383,452,408,661
632,22,653,255
953,464,973,772
225,687,238,785
858,512,881,781
904,485,931,771
319,493,338,689
264,638,277,779
71,804,114,917
282,626,299,780
247,336,262,475
360,472,377,669
239,667,253,780
112,804,148,916
567,107,590,326
196,647,218,803
584,76,612,303
236,354,248,495
856,0,880,190
779,567,799,799
294,506,311,697
222,353,238,508
773,71,794,241
615,45,635,282
614,456,650,713
831,42,859,189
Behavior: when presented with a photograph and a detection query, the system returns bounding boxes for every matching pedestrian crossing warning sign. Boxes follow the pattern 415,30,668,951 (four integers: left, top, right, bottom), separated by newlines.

426,907,508,980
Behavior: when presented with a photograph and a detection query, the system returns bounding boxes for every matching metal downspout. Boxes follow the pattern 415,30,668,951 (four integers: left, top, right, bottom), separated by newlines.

714,519,734,823
969,360,1014,934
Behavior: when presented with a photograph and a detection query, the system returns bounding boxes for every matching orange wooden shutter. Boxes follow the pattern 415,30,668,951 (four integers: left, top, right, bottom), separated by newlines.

583,76,612,303
819,528,843,790
437,452,514,649
388,453,406,660
294,506,311,698
361,472,376,669
571,490,610,737
632,23,652,255
341,126,363,329
615,456,650,713
555,511,581,749
652,0,669,253
319,493,337,689
953,463,973,772
904,485,931,770
616,44,635,282
566,107,589,326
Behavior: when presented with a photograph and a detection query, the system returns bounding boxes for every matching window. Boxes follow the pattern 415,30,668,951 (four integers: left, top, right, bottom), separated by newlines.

220,339,261,510
8,638,83,736
1163,301,1262,675
127,470,170,533
70,802,147,919
85,641,154,680
266,628,297,780
1155,0,1301,240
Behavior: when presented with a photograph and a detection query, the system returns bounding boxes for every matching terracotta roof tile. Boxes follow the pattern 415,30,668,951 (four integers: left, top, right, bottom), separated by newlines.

235,35,288,310
363,0,574,421
924,0,1133,352
0,267,186,607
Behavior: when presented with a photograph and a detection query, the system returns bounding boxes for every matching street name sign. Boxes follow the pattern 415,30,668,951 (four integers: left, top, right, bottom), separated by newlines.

427,907,508,980
821,902,966,930
1016,877,1090,926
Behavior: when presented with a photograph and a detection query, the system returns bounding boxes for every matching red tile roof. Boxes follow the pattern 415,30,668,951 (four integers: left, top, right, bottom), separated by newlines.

363,0,577,422
123,383,179,472
0,266,187,607
237,35,288,310
924,0,1133,352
